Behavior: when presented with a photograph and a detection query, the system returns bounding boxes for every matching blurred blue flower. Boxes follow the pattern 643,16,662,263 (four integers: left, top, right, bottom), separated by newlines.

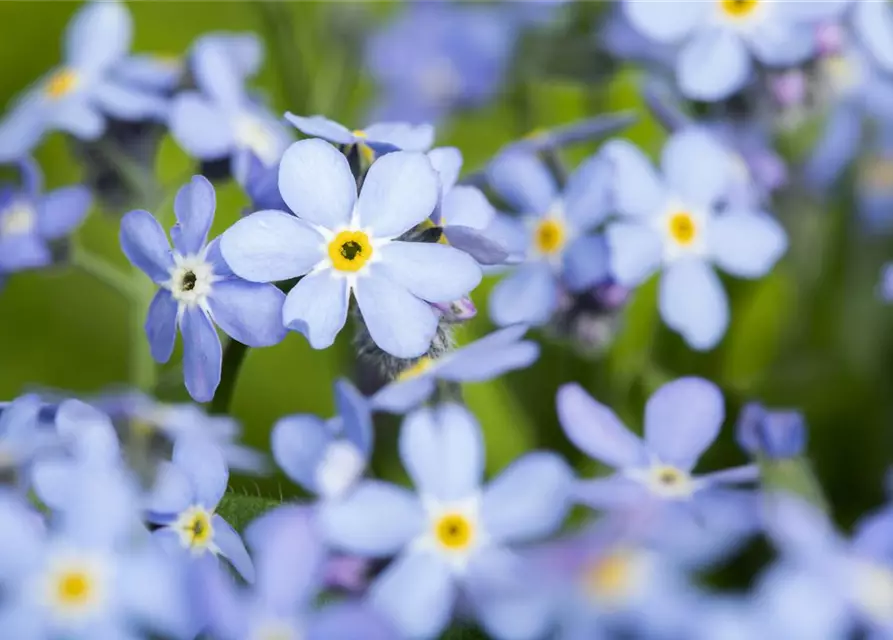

623,0,839,101
319,403,573,639
221,139,482,358
0,393,53,487
0,0,170,161
0,159,91,278
603,131,788,349
485,149,613,327
879,263,893,302
736,402,806,460
370,325,539,414
120,175,287,402
600,4,678,70
855,120,893,233
145,436,255,583
286,113,434,155
273,379,373,500
197,505,396,640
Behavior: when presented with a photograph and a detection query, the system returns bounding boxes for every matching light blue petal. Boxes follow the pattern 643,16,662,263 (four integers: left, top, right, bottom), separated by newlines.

354,273,438,358
208,279,287,347
699,465,760,486
677,29,751,102
428,146,463,194
556,383,648,468
271,414,331,493
369,551,456,640
804,104,863,188
282,269,350,350
64,0,132,72
746,22,814,67
487,150,557,214
643,377,725,470
171,175,215,256
284,113,356,145
0,235,50,272
278,139,357,230
854,0,893,73
441,185,495,229
370,376,438,414
437,339,539,382
173,436,228,508
708,211,787,278
364,122,436,151
169,92,235,159
489,262,559,327
310,601,398,640
602,139,667,218
55,399,119,463
37,185,91,240
119,209,173,283
605,221,662,287
220,209,325,283
563,234,610,292
50,99,105,139
144,461,193,520
399,403,484,502
762,493,839,561
318,480,424,556
93,81,168,121
659,259,729,351
356,151,439,237
443,226,509,265
575,475,652,509
0,91,47,162
563,152,611,230
212,514,255,583
852,508,893,562
623,0,706,42
661,128,733,208
334,378,374,455
180,307,223,403
192,36,244,108
145,289,177,363
482,452,573,544
473,586,555,640
376,241,482,303
31,459,76,510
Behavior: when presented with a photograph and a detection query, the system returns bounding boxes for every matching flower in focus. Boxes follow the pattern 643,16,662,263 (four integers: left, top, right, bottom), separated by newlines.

120,175,287,402
0,0,170,161
736,402,806,460
604,130,788,349
146,436,255,583
272,379,373,501
221,139,482,358
319,404,573,639
485,149,613,327
286,112,434,159
0,159,91,279
370,325,539,414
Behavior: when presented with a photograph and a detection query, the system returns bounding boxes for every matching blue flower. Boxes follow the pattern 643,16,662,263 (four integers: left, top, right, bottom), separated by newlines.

120,175,287,402
370,325,540,414
736,402,806,460
623,0,839,101
319,403,572,639
0,1,170,161
485,149,613,327
196,505,396,640
145,436,255,583
286,113,434,154
221,139,482,358
0,159,91,277
0,394,53,486
603,130,788,349
854,120,893,233
272,379,373,500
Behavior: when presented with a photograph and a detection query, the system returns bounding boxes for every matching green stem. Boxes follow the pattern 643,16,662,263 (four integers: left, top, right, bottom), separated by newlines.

210,339,250,415
129,272,157,393
69,246,136,301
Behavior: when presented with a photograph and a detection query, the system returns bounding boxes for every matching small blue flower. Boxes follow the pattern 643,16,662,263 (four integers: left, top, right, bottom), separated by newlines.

485,149,613,327
0,159,91,277
0,1,170,161
370,325,540,414
221,139,482,358
736,402,806,460
197,505,396,640
319,403,572,639
120,175,287,402
286,112,434,155
0,394,53,487
145,436,255,583
272,379,373,500
603,130,788,349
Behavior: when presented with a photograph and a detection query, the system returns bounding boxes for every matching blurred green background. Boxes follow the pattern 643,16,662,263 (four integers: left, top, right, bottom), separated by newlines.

1,0,892,546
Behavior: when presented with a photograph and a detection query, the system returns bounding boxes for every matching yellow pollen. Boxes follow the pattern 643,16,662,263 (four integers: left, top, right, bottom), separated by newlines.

183,511,213,546
656,467,683,486
534,218,566,255
328,230,373,272
56,571,92,607
45,68,79,99
720,0,759,19
397,356,435,382
434,513,474,550
583,550,634,599
668,211,697,246
352,129,368,139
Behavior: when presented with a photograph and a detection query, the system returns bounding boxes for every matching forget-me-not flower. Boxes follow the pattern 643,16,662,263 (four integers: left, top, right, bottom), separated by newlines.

603,130,788,350
120,175,287,402
0,393,52,486
736,402,806,460
0,0,169,161
485,149,613,327
319,403,572,639
286,112,434,157
221,139,482,358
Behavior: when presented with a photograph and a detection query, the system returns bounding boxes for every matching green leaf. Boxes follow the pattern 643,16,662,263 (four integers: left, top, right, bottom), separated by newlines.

216,493,282,533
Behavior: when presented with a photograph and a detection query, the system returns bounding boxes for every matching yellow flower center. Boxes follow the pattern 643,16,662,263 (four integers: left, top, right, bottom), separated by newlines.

397,356,435,382
534,218,566,255
667,211,697,246
582,550,634,600
328,230,373,272
45,68,79,99
56,571,92,607
434,513,474,551
719,0,760,19
181,510,213,546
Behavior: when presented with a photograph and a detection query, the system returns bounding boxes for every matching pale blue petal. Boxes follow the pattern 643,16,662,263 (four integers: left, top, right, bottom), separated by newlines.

602,139,667,218
661,128,733,208
356,150,439,237
441,185,495,229
0,235,50,271
0,91,47,162
37,185,91,240
575,475,651,508
677,29,751,102
31,459,75,510
563,234,610,292
169,92,234,159
437,340,539,382
220,209,325,282
310,602,398,640
428,146,463,194
482,452,573,544
605,221,662,287
50,99,105,139
708,211,787,278
282,269,350,350
443,226,508,265
284,113,356,145
563,152,611,229
364,122,436,151
64,0,132,72
144,461,193,520
854,0,893,72
271,414,331,493
370,376,438,414
473,586,555,640
489,262,558,327
171,175,215,256
212,514,255,583
278,139,357,230
319,481,425,556
623,0,706,43
369,551,456,640
354,273,438,358
852,508,893,562
192,37,244,108
643,377,724,470
119,209,173,283
746,22,814,67
699,465,760,486
93,81,168,121
659,259,729,351
376,241,482,303
180,307,222,403
487,150,557,214
173,436,228,508
334,379,373,455
145,289,177,363
762,493,839,561
804,104,862,188
208,279,287,347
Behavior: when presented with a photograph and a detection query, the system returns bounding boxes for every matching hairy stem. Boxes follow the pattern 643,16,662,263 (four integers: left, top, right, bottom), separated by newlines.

210,339,250,415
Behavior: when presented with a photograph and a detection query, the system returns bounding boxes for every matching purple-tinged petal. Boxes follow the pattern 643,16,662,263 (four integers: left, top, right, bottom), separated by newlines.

370,376,438,414
376,242,482,303
708,211,787,278
804,104,863,188
489,262,558,327
37,185,91,240
853,508,893,563
0,235,51,271
364,122,435,151
310,601,398,640
283,269,350,350
180,306,222,403
763,492,840,562
677,30,751,102
173,436,228,509
64,0,132,72
563,234,610,292
698,465,759,486
212,514,255,583
575,475,650,509
659,258,729,351
284,113,356,145
191,559,247,640
171,175,215,256
192,37,244,108
662,129,733,208
428,146,463,194
443,226,508,265
356,151,439,237
145,289,178,363
563,152,611,229
169,92,235,160
487,150,557,214
602,139,666,218
278,138,357,230
0,92,47,162
334,379,373,455
208,280,287,347
144,461,193,520
271,415,331,494
644,377,724,470
623,0,705,43
441,186,495,229
354,274,438,358
120,209,174,283
556,383,647,469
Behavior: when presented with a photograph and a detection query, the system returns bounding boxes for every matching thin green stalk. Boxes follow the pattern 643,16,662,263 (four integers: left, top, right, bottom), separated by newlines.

210,339,250,415
69,246,135,301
